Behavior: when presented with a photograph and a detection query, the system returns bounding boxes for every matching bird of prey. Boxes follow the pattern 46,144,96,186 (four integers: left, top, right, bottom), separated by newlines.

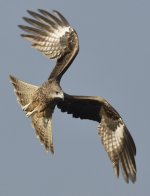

10,9,136,183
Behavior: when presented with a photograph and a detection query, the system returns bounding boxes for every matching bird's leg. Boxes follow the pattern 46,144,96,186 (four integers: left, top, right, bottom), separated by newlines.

25,106,39,117
22,102,31,111
25,102,47,118
21,101,39,117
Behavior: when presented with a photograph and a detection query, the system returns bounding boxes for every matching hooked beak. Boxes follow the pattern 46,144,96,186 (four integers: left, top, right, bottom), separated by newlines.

58,91,64,100
61,91,64,100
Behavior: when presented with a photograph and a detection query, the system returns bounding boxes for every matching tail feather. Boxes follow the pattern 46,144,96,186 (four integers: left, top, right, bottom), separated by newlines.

31,108,54,153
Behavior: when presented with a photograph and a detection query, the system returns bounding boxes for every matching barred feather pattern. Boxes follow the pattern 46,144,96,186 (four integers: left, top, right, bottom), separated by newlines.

9,75,38,107
19,9,76,59
98,114,136,183
57,94,136,183
31,108,54,153
10,75,55,153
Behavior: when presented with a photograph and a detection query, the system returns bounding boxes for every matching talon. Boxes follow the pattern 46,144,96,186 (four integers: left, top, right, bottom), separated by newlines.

22,103,31,111
98,124,101,129
26,110,35,117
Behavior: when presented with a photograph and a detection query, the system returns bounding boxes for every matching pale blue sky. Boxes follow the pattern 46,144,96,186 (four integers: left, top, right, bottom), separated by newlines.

1,0,150,195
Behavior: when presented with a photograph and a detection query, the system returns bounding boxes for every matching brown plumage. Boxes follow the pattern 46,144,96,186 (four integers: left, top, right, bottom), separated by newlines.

10,75,63,153
10,9,136,183
57,94,136,183
10,10,79,153
18,9,79,81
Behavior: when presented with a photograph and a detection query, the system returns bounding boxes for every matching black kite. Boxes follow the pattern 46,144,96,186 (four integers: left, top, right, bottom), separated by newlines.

10,10,136,183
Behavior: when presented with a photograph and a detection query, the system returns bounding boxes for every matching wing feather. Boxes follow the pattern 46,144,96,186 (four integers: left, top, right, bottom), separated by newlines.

52,10,70,26
19,25,48,36
27,10,57,28
19,9,79,81
57,94,136,183
19,9,78,59
57,94,101,121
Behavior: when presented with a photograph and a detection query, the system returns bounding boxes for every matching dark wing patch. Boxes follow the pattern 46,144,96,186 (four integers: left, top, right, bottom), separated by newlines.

57,94,101,121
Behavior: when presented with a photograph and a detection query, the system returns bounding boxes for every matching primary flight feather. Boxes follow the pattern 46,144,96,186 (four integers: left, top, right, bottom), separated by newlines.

19,9,79,81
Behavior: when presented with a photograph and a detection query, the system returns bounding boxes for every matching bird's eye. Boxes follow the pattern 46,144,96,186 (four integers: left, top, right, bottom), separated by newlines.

56,91,59,95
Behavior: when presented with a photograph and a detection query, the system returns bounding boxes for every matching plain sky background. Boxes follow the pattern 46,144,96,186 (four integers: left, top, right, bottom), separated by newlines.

1,0,150,195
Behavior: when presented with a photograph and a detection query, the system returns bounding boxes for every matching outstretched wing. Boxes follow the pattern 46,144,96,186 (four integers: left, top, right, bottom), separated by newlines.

19,9,79,81
57,94,136,183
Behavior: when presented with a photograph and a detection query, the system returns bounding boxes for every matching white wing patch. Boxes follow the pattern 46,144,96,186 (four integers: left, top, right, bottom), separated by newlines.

19,10,75,59
115,123,124,145
55,26,71,37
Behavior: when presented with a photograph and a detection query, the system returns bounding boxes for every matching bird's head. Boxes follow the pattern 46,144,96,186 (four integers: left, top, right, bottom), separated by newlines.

41,80,64,103
49,82,64,101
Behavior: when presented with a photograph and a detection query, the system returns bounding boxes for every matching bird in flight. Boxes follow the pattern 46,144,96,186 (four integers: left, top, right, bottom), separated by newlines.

10,9,136,183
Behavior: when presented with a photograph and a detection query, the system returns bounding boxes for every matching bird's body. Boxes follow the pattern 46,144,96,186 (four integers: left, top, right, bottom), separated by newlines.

25,80,63,116
10,9,137,183
10,76,63,153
